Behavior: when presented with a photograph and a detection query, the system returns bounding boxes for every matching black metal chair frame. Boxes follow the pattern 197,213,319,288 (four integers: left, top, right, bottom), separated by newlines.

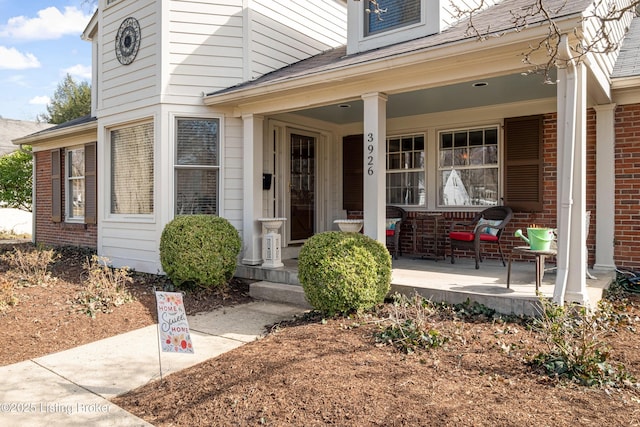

386,205,407,260
449,206,513,269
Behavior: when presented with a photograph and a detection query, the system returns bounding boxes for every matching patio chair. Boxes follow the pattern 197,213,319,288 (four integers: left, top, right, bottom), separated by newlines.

448,206,513,269
386,205,407,260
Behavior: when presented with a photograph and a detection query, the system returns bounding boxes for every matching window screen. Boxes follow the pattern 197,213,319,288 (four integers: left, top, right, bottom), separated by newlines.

175,118,220,215
365,0,421,36
110,122,154,214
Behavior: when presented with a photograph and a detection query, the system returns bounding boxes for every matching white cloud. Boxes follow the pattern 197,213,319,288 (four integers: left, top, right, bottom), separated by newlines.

64,64,92,81
3,74,29,87
0,7,92,41
29,96,50,105
0,46,40,69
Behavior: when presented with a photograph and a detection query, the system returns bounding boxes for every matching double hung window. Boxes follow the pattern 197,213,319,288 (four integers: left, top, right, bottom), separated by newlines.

66,148,85,220
438,126,499,207
110,122,154,215
175,118,220,215
386,134,425,205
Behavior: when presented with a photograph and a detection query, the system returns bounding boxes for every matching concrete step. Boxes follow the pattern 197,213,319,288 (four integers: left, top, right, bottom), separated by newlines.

236,264,300,286
250,281,312,309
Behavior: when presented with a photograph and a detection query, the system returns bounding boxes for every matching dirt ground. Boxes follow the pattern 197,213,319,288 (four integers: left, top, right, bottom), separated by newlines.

0,242,251,366
3,242,640,426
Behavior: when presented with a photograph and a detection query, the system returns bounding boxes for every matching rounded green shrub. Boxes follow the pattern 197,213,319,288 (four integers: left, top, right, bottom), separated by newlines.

298,231,391,315
160,215,241,288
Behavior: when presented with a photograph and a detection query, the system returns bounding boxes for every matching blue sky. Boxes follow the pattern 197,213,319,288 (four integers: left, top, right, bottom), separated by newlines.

0,1,95,121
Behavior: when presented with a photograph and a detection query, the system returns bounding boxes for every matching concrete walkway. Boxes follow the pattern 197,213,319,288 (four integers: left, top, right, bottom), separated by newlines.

0,301,305,426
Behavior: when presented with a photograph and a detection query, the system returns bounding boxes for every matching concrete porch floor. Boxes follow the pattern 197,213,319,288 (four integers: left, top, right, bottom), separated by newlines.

237,255,614,317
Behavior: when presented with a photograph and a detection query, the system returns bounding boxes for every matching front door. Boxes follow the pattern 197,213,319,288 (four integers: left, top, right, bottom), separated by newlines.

289,133,315,241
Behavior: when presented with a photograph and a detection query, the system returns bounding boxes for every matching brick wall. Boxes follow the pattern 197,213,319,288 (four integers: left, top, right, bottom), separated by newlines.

614,104,640,268
34,150,97,248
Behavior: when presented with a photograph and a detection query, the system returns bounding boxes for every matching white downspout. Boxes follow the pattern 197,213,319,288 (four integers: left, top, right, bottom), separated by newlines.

554,35,577,305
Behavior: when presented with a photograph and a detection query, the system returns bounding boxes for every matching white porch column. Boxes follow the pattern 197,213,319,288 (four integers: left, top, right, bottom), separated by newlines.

554,35,589,305
593,104,616,269
241,114,264,265
362,93,387,245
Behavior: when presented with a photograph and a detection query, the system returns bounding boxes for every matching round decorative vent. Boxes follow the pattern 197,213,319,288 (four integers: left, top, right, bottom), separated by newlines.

115,17,141,65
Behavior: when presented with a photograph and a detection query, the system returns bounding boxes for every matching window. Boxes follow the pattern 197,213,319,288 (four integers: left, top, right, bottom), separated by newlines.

175,118,220,215
66,148,85,220
110,122,154,215
386,134,425,205
365,0,421,36
438,126,499,207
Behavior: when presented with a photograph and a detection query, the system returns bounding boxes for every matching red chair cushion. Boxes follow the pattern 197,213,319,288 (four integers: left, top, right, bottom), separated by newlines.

449,232,499,242
386,230,395,237
449,231,474,241
479,233,499,242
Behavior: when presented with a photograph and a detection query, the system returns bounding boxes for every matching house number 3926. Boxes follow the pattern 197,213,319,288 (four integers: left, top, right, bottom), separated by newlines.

367,133,374,176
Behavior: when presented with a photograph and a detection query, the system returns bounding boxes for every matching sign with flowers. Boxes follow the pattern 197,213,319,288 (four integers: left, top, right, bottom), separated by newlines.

155,291,194,353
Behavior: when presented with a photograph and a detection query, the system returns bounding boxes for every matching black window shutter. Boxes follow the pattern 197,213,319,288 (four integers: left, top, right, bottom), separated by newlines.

342,134,363,211
84,142,97,224
51,149,62,222
504,115,543,212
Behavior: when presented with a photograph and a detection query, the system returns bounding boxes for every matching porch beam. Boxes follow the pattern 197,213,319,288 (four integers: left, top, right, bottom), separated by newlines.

241,114,264,266
593,104,616,269
362,93,387,246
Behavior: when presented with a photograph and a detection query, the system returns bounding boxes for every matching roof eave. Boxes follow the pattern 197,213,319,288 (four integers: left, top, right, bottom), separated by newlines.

612,75,640,89
13,121,97,146
203,14,583,108
82,9,99,42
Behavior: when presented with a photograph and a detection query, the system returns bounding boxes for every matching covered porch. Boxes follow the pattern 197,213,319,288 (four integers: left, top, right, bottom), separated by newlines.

236,255,614,317
204,3,626,311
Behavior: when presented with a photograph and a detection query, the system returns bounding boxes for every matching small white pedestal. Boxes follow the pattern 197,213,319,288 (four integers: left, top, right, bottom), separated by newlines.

258,218,286,268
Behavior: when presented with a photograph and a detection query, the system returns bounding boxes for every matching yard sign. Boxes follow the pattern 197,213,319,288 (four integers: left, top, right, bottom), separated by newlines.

155,291,194,354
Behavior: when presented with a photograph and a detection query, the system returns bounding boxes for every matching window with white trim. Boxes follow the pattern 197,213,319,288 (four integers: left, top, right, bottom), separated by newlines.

66,148,84,220
175,118,220,215
438,126,499,207
110,122,154,215
365,0,421,36
386,134,425,205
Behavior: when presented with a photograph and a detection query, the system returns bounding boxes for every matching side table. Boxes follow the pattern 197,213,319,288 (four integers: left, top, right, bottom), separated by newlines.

411,213,444,260
506,246,557,292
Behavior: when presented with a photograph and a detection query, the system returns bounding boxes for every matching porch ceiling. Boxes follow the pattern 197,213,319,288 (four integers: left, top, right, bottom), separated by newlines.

293,72,557,125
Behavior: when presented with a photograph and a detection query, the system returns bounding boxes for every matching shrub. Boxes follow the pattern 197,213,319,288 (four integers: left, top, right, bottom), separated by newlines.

1,245,57,286
374,293,448,354
0,277,18,311
530,297,635,387
298,231,391,315
73,255,134,318
160,215,241,288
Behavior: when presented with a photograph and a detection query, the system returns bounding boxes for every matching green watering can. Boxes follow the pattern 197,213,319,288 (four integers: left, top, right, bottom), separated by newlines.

514,227,555,251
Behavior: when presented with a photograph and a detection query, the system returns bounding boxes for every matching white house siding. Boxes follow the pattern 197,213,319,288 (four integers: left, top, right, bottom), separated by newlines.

165,0,245,101
583,0,634,85
98,0,159,115
223,116,244,231
249,0,347,79
97,106,161,274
